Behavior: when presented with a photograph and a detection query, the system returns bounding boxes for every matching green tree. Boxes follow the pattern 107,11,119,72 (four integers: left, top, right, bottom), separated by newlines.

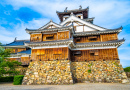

124,66,130,72
0,43,21,76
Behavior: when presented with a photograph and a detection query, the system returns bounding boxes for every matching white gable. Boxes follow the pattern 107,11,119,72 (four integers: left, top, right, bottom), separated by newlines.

60,15,107,31
39,20,61,30
65,21,98,32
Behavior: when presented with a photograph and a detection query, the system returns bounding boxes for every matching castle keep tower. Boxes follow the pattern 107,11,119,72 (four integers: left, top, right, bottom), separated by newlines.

25,7,124,62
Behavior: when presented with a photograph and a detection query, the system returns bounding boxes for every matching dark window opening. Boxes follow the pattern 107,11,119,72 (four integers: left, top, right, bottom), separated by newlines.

89,38,97,41
65,17,68,20
78,16,81,18
73,51,82,56
90,53,94,56
76,37,80,42
46,36,54,40
88,36,98,41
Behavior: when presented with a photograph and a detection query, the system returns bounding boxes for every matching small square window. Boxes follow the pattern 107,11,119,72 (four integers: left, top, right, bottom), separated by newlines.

78,16,81,18
46,36,54,40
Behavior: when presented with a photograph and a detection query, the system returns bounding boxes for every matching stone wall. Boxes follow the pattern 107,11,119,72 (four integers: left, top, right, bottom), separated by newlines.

126,72,130,78
71,60,129,83
15,66,27,75
22,60,73,85
22,60,129,85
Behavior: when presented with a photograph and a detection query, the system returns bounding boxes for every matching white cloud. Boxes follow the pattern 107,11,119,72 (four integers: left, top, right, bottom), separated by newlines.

0,18,50,43
5,0,130,27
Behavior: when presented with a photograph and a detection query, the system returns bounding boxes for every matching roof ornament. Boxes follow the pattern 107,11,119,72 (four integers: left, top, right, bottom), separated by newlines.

50,19,53,22
79,5,82,10
14,37,17,41
120,26,123,29
64,7,68,12
70,12,74,16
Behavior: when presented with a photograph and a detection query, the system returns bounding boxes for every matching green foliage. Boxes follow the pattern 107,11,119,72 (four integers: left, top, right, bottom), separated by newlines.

0,76,14,82
124,66,130,72
13,75,24,85
88,69,91,73
0,43,22,76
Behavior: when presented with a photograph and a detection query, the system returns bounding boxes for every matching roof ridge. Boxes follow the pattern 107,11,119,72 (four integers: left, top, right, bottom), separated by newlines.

56,7,89,13
15,39,30,41
38,20,61,30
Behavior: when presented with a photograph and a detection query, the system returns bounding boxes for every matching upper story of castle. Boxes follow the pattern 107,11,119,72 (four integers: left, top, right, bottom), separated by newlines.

56,6,91,23
3,6,124,50
25,6,124,49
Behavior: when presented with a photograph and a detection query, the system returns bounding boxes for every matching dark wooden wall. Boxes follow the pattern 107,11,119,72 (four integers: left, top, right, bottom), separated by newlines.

74,35,100,43
31,47,69,61
71,48,119,62
30,31,70,42
100,33,118,41
30,34,42,42
74,33,118,43
9,48,26,53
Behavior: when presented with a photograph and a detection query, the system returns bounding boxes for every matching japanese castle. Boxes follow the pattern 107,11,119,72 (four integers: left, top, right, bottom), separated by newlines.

4,6,129,84
3,6,124,64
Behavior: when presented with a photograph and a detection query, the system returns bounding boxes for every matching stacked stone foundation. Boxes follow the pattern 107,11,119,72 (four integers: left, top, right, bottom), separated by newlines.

22,60,129,85
71,60,129,83
22,60,73,85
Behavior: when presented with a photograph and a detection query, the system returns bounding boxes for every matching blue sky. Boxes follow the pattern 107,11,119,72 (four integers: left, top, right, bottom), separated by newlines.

0,0,130,67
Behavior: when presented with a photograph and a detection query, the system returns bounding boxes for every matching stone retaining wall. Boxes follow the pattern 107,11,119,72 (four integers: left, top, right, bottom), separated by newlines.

71,60,129,83
126,72,130,78
22,60,73,85
22,60,129,85
15,66,27,75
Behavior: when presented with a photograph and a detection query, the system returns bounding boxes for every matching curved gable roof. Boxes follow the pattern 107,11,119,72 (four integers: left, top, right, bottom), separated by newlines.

38,20,61,30
60,14,107,31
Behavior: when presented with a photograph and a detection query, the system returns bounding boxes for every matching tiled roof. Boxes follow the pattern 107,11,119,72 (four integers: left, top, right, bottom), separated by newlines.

25,38,73,44
18,49,31,54
56,7,89,14
26,24,73,31
73,27,122,36
3,40,30,46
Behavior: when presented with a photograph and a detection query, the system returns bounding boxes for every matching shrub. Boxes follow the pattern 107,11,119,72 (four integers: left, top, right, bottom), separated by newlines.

124,66,130,72
13,75,24,85
0,76,14,82
88,69,91,73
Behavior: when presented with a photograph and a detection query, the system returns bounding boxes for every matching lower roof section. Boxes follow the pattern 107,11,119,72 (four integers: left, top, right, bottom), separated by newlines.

2,39,30,48
25,38,125,50
18,49,31,54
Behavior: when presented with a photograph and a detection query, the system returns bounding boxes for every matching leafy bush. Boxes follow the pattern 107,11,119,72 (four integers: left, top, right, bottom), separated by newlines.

13,75,24,85
124,66,130,72
88,69,91,73
0,76,14,82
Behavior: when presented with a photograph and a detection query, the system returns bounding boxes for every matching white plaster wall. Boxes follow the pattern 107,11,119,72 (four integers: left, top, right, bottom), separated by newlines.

75,26,96,32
